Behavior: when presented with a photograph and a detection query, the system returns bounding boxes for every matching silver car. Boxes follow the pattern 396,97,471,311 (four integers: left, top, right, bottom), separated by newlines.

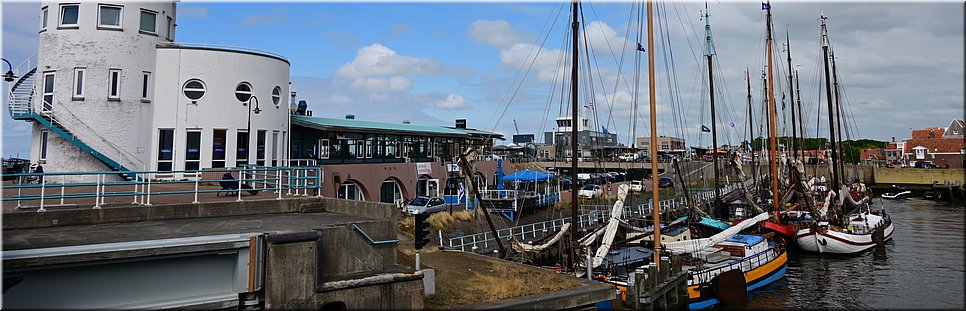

403,196,447,215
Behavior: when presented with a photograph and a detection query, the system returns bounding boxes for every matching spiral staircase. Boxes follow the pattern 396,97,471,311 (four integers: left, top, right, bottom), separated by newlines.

7,56,136,180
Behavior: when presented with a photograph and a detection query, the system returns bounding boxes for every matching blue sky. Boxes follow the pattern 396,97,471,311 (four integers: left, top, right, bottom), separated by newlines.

3,1,964,158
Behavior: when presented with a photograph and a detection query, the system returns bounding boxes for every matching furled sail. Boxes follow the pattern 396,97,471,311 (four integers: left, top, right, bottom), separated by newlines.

662,212,770,254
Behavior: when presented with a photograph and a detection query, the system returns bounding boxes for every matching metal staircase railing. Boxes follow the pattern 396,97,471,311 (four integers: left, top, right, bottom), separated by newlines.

7,55,37,119
27,107,136,180
50,102,145,170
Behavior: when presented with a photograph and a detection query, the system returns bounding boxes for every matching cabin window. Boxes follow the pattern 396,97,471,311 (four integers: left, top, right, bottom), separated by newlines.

318,139,330,159
212,129,226,168
98,5,122,29
235,82,252,102
157,129,174,171
108,69,121,100
183,79,206,101
185,130,201,171
40,6,49,31
40,131,49,161
139,9,157,34
72,67,85,99
60,4,79,28
256,130,266,166
42,72,55,111
236,130,249,167
141,71,152,101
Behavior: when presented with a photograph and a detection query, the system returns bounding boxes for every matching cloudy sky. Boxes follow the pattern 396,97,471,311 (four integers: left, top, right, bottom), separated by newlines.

2,1,963,158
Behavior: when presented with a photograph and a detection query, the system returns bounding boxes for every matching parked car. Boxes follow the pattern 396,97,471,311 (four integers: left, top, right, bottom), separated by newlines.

657,176,674,188
618,153,639,162
578,184,602,199
403,196,446,215
629,180,643,192
559,177,573,190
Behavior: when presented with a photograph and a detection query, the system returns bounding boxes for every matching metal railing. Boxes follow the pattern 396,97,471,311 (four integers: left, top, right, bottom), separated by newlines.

444,182,746,253
3,166,322,212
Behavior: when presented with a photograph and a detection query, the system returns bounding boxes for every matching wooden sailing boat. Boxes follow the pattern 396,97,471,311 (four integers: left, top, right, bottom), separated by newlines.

792,14,895,254
590,4,786,310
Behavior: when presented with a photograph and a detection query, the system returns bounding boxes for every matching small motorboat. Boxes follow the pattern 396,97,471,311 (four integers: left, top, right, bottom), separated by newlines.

922,191,943,201
881,185,911,200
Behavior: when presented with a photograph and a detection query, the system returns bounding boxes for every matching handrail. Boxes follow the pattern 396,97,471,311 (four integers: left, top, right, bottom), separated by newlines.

351,224,399,245
4,166,322,211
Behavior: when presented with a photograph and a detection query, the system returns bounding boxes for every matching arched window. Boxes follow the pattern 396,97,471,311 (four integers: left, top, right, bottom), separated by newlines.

380,178,403,205
235,82,252,102
183,79,206,101
338,181,364,201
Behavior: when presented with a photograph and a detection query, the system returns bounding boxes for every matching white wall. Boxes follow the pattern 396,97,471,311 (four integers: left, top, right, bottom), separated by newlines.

33,1,176,173
151,46,291,172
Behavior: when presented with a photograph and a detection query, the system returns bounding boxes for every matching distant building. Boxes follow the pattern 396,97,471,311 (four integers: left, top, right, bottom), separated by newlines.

543,116,618,159
860,148,884,166
900,119,966,168
637,136,686,157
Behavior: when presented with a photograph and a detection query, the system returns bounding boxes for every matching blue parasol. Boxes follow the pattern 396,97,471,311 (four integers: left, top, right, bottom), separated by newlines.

495,159,505,190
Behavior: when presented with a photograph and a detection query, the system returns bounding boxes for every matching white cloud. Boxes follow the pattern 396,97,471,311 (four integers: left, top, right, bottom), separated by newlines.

585,21,627,55
436,94,470,110
499,43,566,82
333,43,448,78
350,76,413,92
326,94,355,106
468,20,530,48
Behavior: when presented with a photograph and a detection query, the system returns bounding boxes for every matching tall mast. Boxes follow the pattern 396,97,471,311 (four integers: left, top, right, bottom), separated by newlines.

704,3,722,214
831,48,846,182
786,29,798,161
795,70,804,164
569,0,580,254
747,68,757,186
647,0,662,270
765,1,779,212
820,14,840,195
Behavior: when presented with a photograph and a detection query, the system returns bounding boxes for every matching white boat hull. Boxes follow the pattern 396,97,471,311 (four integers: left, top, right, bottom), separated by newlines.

795,219,894,254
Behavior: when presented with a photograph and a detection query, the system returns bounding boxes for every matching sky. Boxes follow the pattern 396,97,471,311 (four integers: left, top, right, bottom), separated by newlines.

2,0,964,158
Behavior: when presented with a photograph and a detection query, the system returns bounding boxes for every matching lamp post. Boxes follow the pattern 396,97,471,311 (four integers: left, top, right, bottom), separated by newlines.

246,95,261,165
1,58,17,82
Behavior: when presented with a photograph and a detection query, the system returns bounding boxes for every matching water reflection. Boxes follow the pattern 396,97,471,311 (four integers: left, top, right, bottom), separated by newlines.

742,199,964,310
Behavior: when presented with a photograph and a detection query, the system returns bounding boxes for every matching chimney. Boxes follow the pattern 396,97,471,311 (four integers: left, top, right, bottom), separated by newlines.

345,114,355,120
403,120,411,124
892,137,896,142
456,119,467,129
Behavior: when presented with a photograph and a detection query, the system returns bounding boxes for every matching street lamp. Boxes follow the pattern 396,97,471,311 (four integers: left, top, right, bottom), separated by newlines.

246,95,261,165
1,58,17,82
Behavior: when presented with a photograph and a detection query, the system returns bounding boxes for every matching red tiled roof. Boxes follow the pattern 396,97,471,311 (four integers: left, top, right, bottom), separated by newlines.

903,138,965,154
911,127,946,139
860,148,883,160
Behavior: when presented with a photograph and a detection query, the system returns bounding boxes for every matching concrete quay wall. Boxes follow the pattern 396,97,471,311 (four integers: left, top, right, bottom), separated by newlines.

873,167,965,185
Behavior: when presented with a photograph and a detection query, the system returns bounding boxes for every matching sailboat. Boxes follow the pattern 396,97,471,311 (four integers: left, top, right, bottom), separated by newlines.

791,14,895,254
587,4,786,310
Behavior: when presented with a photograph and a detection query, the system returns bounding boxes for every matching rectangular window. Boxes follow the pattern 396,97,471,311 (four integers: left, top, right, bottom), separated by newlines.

98,5,122,29
166,16,173,41
256,130,266,166
60,4,78,27
140,71,152,101
139,9,157,34
108,69,120,99
41,6,48,31
236,130,249,167
42,72,55,112
185,130,201,171
157,129,174,171
40,131,49,161
271,131,279,166
72,67,84,99
212,129,226,168
318,139,330,159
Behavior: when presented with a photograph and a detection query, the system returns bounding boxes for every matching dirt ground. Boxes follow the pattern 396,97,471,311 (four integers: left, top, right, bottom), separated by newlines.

396,245,581,309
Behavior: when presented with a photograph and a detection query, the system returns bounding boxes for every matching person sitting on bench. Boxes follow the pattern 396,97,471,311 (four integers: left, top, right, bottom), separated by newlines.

219,172,259,196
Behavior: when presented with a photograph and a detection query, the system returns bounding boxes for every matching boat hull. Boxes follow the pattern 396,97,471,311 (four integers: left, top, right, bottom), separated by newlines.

686,250,788,310
794,222,895,254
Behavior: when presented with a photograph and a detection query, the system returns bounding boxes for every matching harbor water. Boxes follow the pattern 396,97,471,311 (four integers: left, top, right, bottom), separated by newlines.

743,199,965,310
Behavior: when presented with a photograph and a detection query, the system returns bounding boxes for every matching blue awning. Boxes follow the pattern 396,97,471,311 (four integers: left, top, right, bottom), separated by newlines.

500,170,556,182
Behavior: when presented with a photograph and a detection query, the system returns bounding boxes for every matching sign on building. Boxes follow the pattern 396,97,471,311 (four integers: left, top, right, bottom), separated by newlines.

416,163,432,175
